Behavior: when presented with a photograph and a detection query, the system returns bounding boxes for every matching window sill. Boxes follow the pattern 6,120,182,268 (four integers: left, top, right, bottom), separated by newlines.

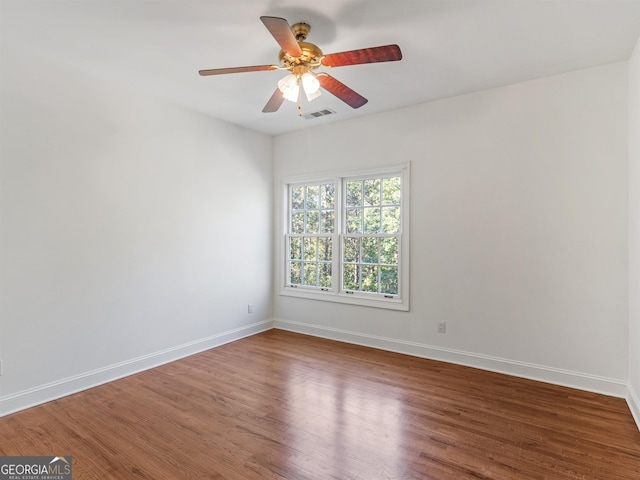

279,286,409,311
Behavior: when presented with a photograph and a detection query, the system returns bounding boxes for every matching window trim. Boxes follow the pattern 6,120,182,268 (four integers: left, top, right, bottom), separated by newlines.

277,163,410,311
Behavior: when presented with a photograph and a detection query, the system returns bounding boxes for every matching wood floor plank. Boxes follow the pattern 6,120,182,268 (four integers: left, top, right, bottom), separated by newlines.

1,330,639,479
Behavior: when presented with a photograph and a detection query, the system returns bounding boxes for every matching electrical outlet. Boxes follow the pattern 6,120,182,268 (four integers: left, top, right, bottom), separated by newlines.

247,304,254,314
438,321,446,334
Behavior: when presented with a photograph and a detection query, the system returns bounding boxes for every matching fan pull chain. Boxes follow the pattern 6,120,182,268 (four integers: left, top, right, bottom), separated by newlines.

297,78,303,116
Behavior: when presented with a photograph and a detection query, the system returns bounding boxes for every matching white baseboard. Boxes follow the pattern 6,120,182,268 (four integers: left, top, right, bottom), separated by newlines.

0,319,275,417
274,319,628,398
628,382,640,431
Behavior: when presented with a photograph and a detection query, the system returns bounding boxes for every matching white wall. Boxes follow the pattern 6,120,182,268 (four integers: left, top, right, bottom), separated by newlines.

628,35,640,427
0,45,273,414
274,62,629,396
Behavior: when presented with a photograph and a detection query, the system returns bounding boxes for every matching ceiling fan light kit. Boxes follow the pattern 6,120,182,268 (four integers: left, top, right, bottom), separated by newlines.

198,16,402,115
278,68,322,103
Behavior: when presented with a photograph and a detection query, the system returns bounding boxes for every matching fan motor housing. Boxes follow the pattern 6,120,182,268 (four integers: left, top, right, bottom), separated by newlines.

279,41,323,68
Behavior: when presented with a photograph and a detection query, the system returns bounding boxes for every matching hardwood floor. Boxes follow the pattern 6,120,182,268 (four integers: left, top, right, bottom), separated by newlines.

1,330,639,479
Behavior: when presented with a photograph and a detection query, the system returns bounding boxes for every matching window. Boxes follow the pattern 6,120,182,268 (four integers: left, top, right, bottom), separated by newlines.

288,182,335,289
280,164,410,311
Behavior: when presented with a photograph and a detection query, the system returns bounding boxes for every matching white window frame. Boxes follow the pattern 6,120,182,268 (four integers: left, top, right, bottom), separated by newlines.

278,163,410,311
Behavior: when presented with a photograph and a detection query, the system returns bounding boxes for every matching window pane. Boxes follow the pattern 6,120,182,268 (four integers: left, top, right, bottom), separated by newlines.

289,237,302,260
291,186,304,210
364,207,381,234
285,170,405,302
343,264,359,290
322,184,335,209
306,211,319,234
380,266,398,294
320,263,332,288
346,208,362,233
317,237,332,262
304,262,317,286
291,212,304,234
304,237,317,261
346,181,362,207
343,237,360,263
362,237,379,264
364,178,381,207
321,210,334,233
382,207,400,234
290,261,301,285
306,185,319,209
380,237,398,265
382,177,401,205
362,265,378,293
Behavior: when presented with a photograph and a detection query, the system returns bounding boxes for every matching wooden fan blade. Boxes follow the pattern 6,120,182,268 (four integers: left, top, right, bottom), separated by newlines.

260,16,302,57
262,88,285,113
321,44,402,68
317,73,368,109
199,65,277,76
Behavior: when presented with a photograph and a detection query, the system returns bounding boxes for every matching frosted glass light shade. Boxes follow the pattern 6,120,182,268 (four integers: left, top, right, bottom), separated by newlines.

302,72,321,101
278,74,300,102
301,73,320,93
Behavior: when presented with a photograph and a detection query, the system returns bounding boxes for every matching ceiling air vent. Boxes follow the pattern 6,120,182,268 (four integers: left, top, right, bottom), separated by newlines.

303,108,336,120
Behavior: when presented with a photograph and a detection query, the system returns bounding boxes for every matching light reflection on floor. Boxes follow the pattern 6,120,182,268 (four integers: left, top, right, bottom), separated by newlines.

285,362,411,479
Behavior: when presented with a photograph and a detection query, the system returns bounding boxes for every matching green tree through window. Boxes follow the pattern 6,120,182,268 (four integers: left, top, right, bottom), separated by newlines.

283,165,409,310
342,176,400,295
288,183,334,288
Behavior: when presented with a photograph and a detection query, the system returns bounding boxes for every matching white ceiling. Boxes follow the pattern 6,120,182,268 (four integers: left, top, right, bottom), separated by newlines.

3,0,640,136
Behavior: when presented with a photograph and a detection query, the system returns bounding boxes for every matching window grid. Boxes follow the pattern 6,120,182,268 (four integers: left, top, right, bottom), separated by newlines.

341,234,400,296
282,165,408,310
342,176,401,296
288,183,335,289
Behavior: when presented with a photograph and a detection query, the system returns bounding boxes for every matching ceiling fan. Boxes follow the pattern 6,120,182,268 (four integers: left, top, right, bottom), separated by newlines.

199,16,402,114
